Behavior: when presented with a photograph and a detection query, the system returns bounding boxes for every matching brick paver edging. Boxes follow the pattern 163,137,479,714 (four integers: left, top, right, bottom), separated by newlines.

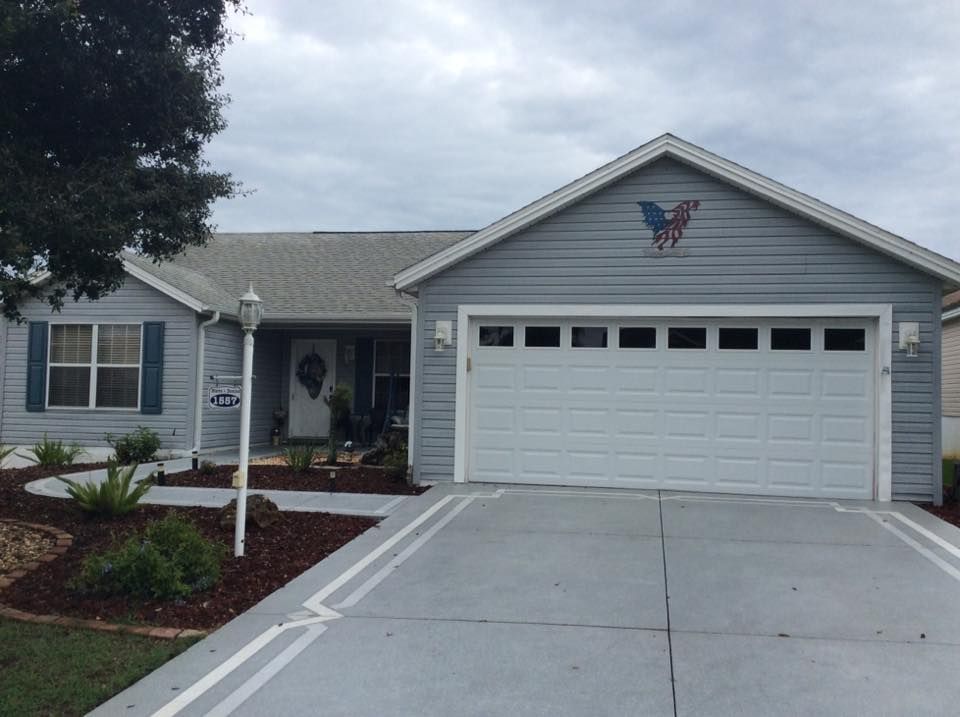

0,518,206,640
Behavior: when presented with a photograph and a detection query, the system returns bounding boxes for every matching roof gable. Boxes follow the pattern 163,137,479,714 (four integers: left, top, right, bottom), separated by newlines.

393,134,960,291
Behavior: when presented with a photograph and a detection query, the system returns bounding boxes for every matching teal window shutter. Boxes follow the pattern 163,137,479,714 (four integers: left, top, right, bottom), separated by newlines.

140,321,164,414
354,338,374,415
25,321,48,412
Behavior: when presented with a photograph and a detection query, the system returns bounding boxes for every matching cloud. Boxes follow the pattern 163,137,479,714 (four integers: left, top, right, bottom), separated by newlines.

206,0,960,260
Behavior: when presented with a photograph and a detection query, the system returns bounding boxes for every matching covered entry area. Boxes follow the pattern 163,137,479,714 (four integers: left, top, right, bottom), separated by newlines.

455,305,893,500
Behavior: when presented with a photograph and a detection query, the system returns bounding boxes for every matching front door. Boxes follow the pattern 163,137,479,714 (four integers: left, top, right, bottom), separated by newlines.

289,339,337,439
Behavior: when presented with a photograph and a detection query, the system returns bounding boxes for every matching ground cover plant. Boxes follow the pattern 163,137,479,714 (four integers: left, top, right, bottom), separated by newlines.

58,462,152,517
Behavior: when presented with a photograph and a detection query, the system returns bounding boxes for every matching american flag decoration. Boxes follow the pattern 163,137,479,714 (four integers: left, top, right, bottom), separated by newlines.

638,200,701,249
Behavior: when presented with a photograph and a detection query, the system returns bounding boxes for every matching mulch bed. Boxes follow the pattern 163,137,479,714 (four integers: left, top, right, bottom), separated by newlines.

0,464,377,630
164,463,428,496
920,499,960,530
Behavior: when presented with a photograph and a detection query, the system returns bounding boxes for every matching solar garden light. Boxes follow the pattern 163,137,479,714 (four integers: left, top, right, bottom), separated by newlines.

234,284,263,558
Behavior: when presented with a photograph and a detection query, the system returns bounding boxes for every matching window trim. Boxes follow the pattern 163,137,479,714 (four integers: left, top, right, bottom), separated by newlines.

372,338,411,409
718,326,760,351
823,327,867,352
667,326,708,350
477,324,516,349
770,327,813,352
523,325,562,349
617,326,658,350
570,325,609,349
46,322,143,411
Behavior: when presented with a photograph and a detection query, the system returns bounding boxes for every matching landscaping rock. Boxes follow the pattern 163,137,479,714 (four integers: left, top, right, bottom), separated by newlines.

219,494,280,530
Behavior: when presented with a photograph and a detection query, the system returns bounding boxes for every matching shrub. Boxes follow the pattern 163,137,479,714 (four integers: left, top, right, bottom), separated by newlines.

71,515,225,601
283,444,316,473
383,443,408,481
323,383,353,464
198,459,218,476
20,434,84,467
106,426,161,465
58,462,153,517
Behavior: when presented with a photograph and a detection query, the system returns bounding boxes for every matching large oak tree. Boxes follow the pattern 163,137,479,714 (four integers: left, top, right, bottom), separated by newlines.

0,0,239,319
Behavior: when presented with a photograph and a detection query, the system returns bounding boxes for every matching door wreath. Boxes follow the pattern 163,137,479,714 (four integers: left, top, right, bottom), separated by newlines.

296,349,327,399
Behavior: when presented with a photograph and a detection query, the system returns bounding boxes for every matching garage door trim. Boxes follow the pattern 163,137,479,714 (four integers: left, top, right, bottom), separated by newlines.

452,303,893,500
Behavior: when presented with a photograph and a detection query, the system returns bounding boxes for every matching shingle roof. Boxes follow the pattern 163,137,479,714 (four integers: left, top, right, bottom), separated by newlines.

124,231,472,321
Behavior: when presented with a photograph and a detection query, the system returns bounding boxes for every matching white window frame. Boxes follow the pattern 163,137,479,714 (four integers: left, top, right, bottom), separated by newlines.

454,303,893,502
46,322,143,411
372,339,411,408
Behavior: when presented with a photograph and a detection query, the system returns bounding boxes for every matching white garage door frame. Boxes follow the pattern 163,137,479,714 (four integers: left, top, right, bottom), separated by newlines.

452,303,894,501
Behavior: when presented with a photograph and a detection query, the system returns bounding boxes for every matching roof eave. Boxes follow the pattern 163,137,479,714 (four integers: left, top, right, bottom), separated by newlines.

393,134,960,291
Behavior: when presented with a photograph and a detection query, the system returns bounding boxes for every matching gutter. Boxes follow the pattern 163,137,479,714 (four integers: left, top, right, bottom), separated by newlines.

944,305,960,322
192,311,221,454
396,290,419,479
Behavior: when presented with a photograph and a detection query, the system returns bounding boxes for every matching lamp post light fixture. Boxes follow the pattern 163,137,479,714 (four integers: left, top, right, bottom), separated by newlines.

234,284,262,558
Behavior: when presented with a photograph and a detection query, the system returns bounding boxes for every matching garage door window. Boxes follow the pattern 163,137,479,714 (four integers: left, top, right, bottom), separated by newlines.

619,327,657,349
668,327,707,349
571,326,607,348
771,327,811,351
718,327,758,350
479,326,514,347
824,328,866,351
525,326,561,348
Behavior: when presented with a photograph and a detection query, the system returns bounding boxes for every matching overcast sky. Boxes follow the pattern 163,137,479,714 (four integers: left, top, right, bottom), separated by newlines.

206,0,960,260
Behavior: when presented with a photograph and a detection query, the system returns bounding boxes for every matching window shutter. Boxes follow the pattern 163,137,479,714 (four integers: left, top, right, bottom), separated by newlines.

354,338,374,415
26,321,48,412
140,322,164,414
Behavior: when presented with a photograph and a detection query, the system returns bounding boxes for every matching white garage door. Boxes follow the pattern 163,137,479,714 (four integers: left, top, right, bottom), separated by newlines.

467,317,876,499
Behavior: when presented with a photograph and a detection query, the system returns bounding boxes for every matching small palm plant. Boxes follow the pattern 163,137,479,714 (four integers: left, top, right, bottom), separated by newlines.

283,444,316,473
0,445,16,467
20,434,84,467
58,462,153,517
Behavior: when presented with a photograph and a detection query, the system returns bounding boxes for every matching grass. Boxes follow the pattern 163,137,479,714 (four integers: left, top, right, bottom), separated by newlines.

0,618,199,716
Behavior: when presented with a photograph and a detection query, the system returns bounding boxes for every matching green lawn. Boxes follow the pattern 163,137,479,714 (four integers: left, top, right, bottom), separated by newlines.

0,618,198,716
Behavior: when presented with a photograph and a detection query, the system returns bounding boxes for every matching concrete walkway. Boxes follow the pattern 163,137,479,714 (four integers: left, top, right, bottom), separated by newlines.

92,484,960,716
25,449,410,518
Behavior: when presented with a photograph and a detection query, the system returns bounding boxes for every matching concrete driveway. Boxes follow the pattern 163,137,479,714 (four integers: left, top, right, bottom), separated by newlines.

96,485,960,716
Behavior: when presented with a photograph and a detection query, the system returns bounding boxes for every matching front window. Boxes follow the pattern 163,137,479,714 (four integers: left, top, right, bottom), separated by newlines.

48,324,141,409
373,340,410,409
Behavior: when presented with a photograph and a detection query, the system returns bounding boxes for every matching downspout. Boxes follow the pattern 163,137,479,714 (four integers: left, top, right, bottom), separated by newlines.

397,290,418,480
193,311,221,454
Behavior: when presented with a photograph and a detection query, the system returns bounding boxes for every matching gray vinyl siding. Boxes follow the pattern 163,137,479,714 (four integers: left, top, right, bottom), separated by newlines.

0,276,196,450
944,318,960,417
200,321,284,449
414,157,942,501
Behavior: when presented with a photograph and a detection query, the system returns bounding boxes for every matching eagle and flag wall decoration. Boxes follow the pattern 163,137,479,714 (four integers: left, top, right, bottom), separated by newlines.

638,199,701,249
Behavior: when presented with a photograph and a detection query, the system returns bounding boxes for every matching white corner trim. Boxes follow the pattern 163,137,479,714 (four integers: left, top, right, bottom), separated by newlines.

453,305,470,483
122,260,209,314
452,302,894,502
393,134,960,290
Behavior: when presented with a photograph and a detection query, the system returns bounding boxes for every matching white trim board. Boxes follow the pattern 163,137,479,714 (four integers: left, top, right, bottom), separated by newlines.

452,303,894,502
394,134,960,291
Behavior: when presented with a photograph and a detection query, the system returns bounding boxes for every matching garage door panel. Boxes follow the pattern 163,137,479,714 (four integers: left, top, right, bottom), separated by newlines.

665,367,710,395
715,369,762,397
467,317,875,499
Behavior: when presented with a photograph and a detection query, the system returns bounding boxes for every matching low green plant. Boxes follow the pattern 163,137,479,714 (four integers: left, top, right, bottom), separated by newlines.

324,383,353,465
383,443,408,481
20,434,84,467
58,462,153,517
283,444,316,473
198,459,218,476
106,426,161,465
0,444,16,465
71,515,225,601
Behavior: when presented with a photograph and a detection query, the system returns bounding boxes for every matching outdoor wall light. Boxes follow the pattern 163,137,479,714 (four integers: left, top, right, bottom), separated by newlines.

898,322,920,358
435,320,452,351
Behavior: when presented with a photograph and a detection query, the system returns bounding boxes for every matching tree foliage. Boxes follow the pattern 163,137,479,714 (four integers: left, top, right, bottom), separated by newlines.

0,0,240,319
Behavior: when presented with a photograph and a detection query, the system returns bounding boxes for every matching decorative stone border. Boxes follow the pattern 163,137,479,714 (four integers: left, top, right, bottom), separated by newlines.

0,518,206,640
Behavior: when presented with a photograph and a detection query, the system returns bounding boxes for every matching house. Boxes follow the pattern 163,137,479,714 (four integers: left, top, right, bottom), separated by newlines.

3,134,958,503
944,291,960,457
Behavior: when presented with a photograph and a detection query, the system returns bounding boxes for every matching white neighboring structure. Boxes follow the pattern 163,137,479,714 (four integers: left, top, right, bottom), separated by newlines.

944,292,960,457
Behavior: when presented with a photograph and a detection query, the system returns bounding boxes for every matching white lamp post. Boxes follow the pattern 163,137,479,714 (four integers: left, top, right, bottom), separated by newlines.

234,284,263,557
